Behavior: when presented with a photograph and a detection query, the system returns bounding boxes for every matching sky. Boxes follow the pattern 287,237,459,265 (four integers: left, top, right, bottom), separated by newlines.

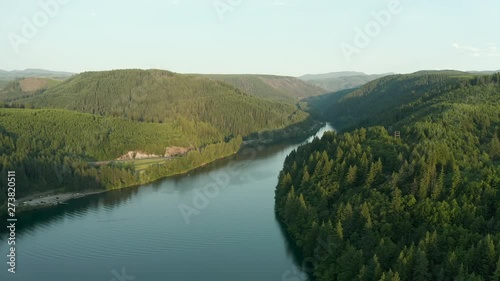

0,0,499,76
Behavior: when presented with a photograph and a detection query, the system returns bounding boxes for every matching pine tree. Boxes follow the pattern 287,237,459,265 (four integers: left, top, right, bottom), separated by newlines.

346,165,358,185
413,250,430,281
431,166,445,199
492,256,500,281
489,133,500,161
336,220,344,240
361,202,373,229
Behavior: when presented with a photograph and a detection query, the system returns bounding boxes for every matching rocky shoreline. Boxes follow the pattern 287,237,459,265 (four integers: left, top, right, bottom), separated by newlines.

11,190,105,214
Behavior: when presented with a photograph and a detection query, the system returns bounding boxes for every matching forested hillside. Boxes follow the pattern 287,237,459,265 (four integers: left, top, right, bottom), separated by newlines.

0,69,72,93
321,71,477,131
0,77,62,102
276,73,500,280
204,74,326,101
0,108,241,208
14,69,311,136
0,69,323,211
301,88,357,118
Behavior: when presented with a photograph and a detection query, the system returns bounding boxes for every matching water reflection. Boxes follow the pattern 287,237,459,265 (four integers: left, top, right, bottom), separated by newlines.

0,123,334,281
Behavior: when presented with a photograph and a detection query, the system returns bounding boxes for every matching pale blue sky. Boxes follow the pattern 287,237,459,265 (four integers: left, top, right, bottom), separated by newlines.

1,0,499,76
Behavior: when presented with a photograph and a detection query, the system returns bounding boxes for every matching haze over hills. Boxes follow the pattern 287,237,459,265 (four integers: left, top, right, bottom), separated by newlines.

0,69,74,79
2,68,496,100
0,69,74,90
299,71,393,92
468,70,500,75
0,69,327,102
300,71,369,81
0,77,62,102
299,70,500,93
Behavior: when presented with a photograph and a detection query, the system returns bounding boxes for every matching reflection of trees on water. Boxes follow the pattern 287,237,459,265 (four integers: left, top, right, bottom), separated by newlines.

0,187,140,238
0,127,323,260
275,212,315,281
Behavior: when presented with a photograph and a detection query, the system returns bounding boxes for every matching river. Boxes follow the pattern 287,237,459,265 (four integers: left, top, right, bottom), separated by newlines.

0,123,335,281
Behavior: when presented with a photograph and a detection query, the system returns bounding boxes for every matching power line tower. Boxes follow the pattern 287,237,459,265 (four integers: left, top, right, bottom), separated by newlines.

394,131,401,139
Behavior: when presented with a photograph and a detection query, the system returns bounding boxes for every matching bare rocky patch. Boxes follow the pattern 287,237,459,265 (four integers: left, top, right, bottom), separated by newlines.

19,78,49,92
117,146,193,160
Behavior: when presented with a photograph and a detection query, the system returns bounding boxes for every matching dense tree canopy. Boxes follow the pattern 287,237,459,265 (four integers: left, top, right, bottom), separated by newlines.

322,71,487,131
11,69,311,136
204,74,326,101
276,73,500,280
0,108,243,207
0,70,321,212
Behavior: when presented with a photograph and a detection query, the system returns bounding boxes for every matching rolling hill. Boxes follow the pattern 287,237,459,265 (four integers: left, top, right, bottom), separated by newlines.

469,70,500,75
0,68,74,79
0,69,326,209
203,74,327,101
300,71,368,80
0,69,73,100
316,71,478,131
12,69,313,137
0,77,63,102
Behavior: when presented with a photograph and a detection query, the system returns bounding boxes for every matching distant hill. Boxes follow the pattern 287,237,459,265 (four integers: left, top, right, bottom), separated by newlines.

315,71,480,131
299,71,368,80
0,69,73,92
203,74,326,101
299,71,393,92
412,69,469,76
468,70,500,75
0,77,62,102
0,68,74,79
13,69,312,137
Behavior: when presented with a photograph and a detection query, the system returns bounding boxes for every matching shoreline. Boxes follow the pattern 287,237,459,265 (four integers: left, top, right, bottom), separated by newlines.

12,190,106,213
5,121,325,215
8,149,239,215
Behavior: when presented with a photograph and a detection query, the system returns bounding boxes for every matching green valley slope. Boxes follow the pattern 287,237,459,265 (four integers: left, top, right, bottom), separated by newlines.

320,71,475,131
0,69,323,210
276,72,500,280
0,77,62,103
15,69,313,137
0,69,73,92
0,108,240,208
203,74,326,101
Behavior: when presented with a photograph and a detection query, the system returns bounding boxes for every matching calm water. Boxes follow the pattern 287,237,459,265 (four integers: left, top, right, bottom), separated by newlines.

1,124,334,281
